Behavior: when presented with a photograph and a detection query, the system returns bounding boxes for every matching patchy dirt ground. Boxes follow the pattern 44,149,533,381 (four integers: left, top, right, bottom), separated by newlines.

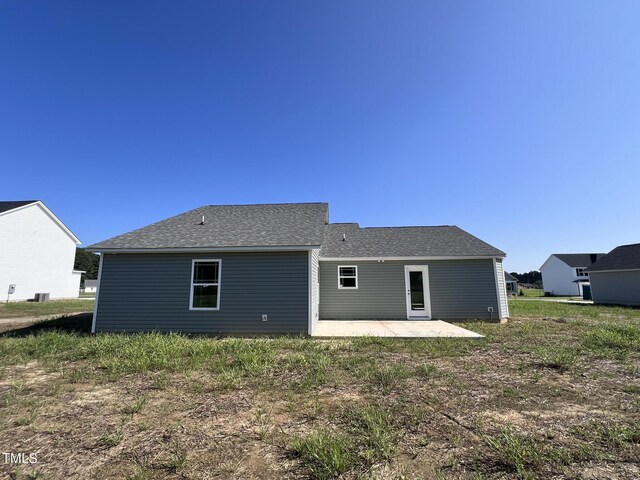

0,308,638,479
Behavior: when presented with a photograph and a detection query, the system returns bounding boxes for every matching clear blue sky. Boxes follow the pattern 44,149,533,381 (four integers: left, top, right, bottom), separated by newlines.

2,1,639,272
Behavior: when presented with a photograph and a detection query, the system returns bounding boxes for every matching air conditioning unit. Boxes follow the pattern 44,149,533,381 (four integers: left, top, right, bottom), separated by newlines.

34,293,50,302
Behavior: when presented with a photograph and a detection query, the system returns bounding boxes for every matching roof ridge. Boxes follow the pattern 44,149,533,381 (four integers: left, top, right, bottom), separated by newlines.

203,202,328,208
360,225,456,229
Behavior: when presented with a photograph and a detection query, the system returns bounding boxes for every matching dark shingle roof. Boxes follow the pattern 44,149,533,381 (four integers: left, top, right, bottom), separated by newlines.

0,200,38,214
554,253,606,268
320,224,505,258
88,203,329,250
586,243,640,272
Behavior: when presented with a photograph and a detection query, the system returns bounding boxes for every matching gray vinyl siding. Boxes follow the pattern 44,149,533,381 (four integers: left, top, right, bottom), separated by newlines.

94,252,309,333
310,250,320,332
590,271,640,306
319,259,499,320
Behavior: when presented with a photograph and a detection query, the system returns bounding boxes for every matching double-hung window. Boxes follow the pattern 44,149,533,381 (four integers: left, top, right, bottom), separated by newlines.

575,268,588,277
190,260,221,310
338,266,358,289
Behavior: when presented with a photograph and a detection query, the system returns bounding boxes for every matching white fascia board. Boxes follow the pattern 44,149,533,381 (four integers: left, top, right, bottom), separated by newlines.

0,201,82,244
492,258,504,319
37,202,81,244
319,255,504,262
86,245,322,254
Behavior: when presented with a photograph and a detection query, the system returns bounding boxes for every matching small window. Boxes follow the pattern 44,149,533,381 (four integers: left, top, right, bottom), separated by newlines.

338,266,358,289
575,268,588,277
190,260,221,310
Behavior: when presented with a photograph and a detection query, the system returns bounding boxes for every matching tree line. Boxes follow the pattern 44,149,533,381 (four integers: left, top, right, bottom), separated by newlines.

509,270,542,287
73,248,100,285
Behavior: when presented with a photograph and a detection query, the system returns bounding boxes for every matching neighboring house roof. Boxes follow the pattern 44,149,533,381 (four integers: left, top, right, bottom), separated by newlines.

84,280,98,288
88,203,329,251
551,253,606,268
586,243,640,272
320,223,505,258
0,200,38,214
0,200,81,244
504,272,519,282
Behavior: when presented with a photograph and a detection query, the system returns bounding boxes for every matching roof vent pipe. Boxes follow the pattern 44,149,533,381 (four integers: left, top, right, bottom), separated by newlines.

200,215,205,225
342,233,346,241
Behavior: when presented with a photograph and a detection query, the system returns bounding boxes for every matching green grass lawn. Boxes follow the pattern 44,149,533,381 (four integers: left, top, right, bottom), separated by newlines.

520,288,544,297
509,297,640,319
0,299,95,319
0,301,638,479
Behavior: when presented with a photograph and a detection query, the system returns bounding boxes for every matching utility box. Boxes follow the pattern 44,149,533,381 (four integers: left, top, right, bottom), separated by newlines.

34,293,50,302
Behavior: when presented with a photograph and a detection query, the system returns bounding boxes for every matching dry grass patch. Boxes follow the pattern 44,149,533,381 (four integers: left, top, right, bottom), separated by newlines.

0,304,639,478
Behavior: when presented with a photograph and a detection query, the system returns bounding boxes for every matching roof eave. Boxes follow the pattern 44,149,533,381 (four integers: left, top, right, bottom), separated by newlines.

86,245,323,254
586,268,640,273
319,254,506,261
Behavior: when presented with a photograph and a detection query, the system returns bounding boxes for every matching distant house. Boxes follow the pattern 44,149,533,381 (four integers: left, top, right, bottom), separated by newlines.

0,201,82,301
586,243,640,306
504,272,519,295
86,202,510,334
540,253,606,296
84,279,98,293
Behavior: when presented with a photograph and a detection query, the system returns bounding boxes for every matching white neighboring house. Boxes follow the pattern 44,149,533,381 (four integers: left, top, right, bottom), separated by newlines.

540,253,605,297
0,200,82,302
83,279,98,293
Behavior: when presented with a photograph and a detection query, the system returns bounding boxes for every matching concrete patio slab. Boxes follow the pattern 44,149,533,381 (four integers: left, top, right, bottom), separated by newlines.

311,320,483,338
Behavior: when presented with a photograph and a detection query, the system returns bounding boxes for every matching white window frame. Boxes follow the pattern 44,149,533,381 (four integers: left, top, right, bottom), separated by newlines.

189,259,222,310
575,268,588,277
338,265,358,289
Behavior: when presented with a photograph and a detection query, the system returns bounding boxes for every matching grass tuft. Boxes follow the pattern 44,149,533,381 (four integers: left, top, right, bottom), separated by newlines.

415,363,438,378
485,426,544,479
535,346,577,371
366,363,409,392
169,438,188,472
290,430,356,480
341,403,397,464
99,427,124,448
623,385,640,394
123,397,147,416
14,407,39,427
